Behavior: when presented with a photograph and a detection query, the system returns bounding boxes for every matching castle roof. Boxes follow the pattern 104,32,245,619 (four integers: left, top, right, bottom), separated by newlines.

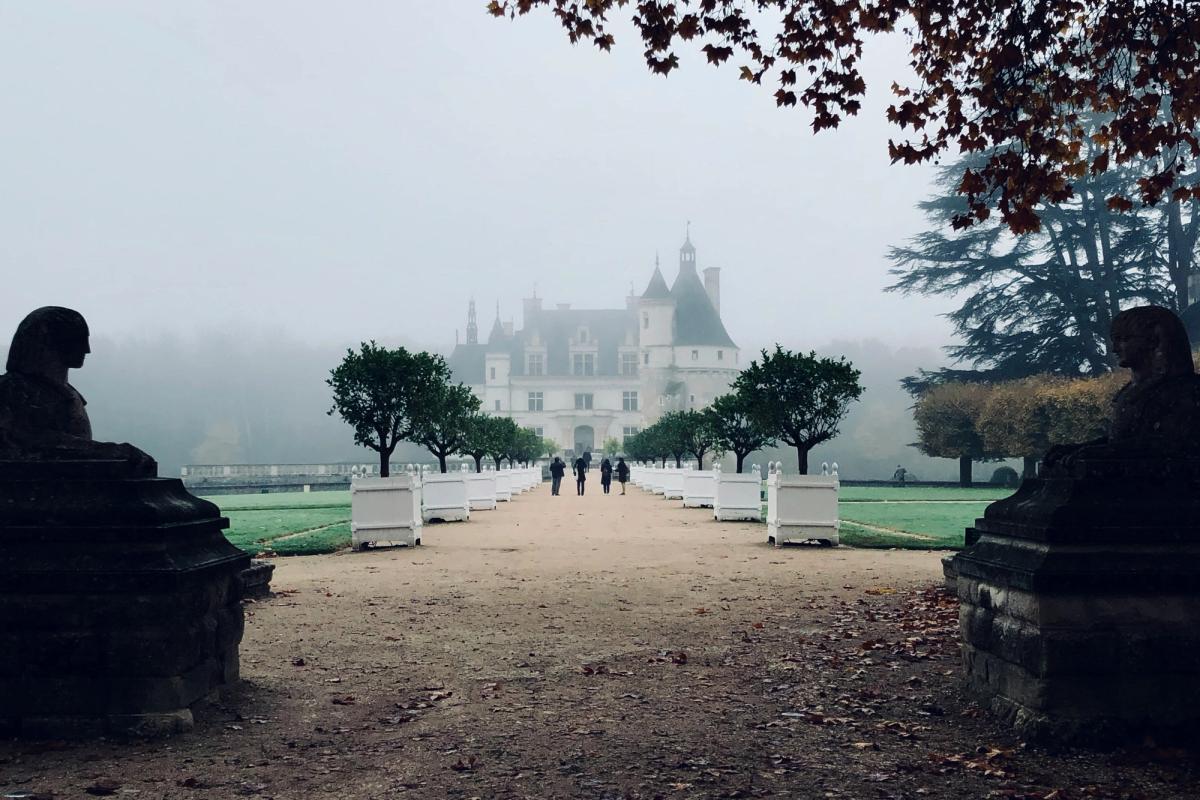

670,266,736,348
641,267,671,300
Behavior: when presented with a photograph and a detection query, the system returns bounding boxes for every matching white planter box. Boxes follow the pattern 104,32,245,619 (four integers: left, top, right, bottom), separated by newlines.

465,471,497,511
714,468,763,521
494,470,513,502
662,468,686,500
351,475,422,549
683,471,717,508
766,472,839,546
421,471,470,522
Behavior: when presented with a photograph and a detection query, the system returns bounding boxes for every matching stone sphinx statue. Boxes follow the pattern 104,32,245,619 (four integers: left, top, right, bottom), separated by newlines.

954,304,1200,745
1044,304,1200,472
0,307,251,738
0,306,154,473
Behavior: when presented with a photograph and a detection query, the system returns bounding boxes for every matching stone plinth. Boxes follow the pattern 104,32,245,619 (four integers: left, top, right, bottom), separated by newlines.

0,459,250,738
953,454,1200,745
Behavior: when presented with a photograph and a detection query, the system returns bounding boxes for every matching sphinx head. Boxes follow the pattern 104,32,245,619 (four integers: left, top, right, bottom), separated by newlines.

6,307,91,375
1111,305,1194,380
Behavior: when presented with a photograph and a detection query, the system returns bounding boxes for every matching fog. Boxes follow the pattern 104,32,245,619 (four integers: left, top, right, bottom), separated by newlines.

0,3,970,479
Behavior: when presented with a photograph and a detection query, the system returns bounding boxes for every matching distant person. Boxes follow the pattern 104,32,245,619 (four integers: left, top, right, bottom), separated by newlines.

892,465,907,485
616,457,629,495
600,457,613,494
549,457,566,496
583,450,593,469
573,455,588,496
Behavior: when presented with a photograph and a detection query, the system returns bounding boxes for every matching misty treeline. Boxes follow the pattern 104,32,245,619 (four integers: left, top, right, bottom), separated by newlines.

0,332,965,481
3,331,430,478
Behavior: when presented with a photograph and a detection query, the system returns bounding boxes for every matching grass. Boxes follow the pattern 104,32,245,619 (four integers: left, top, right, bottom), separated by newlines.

839,486,1014,502
837,501,994,549
203,492,351,556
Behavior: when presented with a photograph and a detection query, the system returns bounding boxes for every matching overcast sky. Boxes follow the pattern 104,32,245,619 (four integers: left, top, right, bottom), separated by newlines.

0,2,956,356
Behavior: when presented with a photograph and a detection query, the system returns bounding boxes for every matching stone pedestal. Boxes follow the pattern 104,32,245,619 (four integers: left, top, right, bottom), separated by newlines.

953,455,1200,745
0,459,250,738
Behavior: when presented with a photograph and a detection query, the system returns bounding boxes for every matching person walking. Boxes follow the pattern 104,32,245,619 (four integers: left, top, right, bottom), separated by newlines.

600,457,613,495
573,454,588,496
616,457,629,495
549,457,566,496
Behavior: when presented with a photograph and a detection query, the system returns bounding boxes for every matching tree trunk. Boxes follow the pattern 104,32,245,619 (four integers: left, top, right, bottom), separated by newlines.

796,445,810,475
379,442,391,478
438,453,448,473
473,455,483,473
674,455,682,468
959,456,973,488
736,452,746,473
1022,455,1038,480
493,456,502,470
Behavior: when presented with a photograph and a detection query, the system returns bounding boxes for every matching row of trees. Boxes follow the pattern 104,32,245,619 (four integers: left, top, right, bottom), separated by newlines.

913,373,1126,486
625,347,864,474
327,342,548,475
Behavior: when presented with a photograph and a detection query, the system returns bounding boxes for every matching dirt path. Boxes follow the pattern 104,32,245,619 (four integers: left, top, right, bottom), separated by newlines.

2,484,1196,799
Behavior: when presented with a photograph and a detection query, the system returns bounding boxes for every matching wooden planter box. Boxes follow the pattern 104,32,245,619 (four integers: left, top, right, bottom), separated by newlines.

714,467,763,521
662,468,686,500
465,471,497,511
351,475,422,549
766,472,839,546
421,472,469,523
683,471,717,508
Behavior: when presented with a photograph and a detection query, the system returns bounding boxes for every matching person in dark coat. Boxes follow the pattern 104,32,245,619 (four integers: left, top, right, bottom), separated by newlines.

549,457,566,496
600,457,613,494
616,457,630,495
573,455,588,496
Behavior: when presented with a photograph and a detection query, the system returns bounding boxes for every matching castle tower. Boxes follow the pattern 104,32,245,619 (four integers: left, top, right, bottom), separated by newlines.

466,298,478,345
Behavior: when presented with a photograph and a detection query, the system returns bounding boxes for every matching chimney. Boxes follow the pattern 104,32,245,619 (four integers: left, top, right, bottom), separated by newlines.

703,267,721,313
522,296,542,327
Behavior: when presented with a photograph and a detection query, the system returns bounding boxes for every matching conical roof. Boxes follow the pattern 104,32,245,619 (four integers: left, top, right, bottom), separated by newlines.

669,266,736,347
642,267,671,300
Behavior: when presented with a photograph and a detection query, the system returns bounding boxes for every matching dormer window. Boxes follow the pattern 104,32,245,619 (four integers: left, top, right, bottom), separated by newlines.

578,327,589,344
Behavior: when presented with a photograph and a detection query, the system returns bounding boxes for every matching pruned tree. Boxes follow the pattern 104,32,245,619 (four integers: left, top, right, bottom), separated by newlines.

410,381,481,473
737,346,863,474
462,413,506,473
327,342,443,477
486,416,521,470
912,382,1001,487
489,0,1200,233
708,392,776,473
977,377,1060,479
655,411,695,468
682,408,718,469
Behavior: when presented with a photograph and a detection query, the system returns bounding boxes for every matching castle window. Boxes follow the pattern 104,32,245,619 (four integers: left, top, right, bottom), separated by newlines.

622,391,639,412
643,352,650,366
574,393,594,410
494,400,501,411
573,353,595,376
527,354,544,376
490,366,496,379
717,350,723,361
642,313,649,330
534,427,544,437
621,353,638,376
578,328,589,343
527,391,544,412
691,350,699,361
622,426,639,441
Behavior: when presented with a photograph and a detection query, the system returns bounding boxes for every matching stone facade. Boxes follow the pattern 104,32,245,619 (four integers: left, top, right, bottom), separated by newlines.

0,459,249,738
448,235,741,455
954,454,1200,745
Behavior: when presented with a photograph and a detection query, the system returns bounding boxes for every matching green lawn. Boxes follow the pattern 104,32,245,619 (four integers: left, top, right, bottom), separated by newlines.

203,491,352,556
838,501,994,549
839,485,1014,502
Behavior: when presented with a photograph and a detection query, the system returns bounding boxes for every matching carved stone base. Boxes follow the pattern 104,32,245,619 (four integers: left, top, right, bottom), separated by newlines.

954,455,1200,746
0,459,250,738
